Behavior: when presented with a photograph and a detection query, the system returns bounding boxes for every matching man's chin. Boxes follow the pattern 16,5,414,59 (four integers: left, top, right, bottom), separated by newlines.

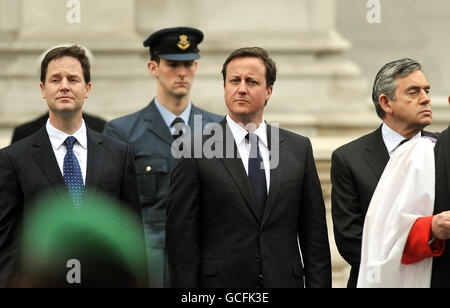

173,89,190,97
50,108,82,118
423,118,433,126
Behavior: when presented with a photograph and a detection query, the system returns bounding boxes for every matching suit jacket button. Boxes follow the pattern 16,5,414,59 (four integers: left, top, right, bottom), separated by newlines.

258,274,264,287
146,166,152,173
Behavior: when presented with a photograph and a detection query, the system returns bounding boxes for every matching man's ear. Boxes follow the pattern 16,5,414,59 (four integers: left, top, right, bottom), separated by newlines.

85,82,92,99
147,61,159,78
265,85,273,104
379,94,393,115
40,82,46,99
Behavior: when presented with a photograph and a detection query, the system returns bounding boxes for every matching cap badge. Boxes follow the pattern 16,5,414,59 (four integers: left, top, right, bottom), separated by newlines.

177,35,190,50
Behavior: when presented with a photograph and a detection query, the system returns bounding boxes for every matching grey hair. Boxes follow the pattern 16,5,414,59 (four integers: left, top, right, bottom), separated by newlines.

372,58,423,119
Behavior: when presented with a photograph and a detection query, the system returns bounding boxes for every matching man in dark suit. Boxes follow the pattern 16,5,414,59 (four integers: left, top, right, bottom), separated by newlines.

11,112,106,144
104,27,221,288
331,58,437,287
166,47,331,288
0,45,146,287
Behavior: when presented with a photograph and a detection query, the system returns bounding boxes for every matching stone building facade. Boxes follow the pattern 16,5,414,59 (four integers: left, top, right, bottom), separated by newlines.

0,0,449,287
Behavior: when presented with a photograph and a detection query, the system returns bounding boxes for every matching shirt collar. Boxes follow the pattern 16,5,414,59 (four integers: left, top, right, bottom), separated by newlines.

226,114,268,148
382,122,422,154
154,98,192,128
46,119,87,150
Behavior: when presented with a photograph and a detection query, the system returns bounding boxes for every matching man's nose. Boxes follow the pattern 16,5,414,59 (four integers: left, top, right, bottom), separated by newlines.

59,78,70,90
419,89,431,105
177,65,188,78
237,81,248,94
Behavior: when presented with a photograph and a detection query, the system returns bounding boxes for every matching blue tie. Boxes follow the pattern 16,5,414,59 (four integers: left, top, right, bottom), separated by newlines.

63,136,84,210
247,133,267,219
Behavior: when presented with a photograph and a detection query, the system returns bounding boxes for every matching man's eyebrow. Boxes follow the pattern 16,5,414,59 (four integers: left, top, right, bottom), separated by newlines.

406,85,430,91
48,73,81,78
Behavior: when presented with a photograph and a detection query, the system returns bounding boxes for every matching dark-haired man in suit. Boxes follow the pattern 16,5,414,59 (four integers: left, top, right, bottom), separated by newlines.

166,47,331,288
0,45,145,287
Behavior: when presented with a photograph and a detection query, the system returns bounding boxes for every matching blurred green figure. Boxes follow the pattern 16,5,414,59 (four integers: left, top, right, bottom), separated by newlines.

18,190,148,288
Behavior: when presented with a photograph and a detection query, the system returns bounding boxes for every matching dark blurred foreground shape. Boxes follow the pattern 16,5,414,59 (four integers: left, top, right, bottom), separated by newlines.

17,191,148,288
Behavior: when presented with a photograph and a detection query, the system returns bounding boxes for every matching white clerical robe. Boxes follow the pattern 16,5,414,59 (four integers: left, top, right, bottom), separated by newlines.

357,138,435,288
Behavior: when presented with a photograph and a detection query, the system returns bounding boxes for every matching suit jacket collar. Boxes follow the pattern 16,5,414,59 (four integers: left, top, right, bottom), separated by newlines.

361,125,390,180
85,128,105,191
30,125,105,196
434,127,450,213
218,119,257,219
262,123,285,225
217,118,285,225
187,103,219,131
31,126,66,196
144,99,174,145
144,99,212,146
361,125,437,181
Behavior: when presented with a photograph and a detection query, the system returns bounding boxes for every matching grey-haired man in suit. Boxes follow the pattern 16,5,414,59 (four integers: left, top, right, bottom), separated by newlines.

104,27,221,288
331,58,438,288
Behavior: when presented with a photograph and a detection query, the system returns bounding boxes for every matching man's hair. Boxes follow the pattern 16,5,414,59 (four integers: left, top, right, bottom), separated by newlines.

40,45,91,84
372,58,423,119
221,47,277,88
150,54,161,64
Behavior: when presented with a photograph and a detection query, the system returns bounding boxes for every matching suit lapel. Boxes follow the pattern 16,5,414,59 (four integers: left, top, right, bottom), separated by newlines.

362,126,390,180
363,126,434,180
261,124,285,225
85,128,105,191
31,126,66,195
218,119,261,221
436,127,450,212
445,133,450,209
144,100,173,146
188,104,201,128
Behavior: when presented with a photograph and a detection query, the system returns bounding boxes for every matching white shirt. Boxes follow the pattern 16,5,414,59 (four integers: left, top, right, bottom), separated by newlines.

46,119,88,184
381,123,422,157
226,115,271,192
